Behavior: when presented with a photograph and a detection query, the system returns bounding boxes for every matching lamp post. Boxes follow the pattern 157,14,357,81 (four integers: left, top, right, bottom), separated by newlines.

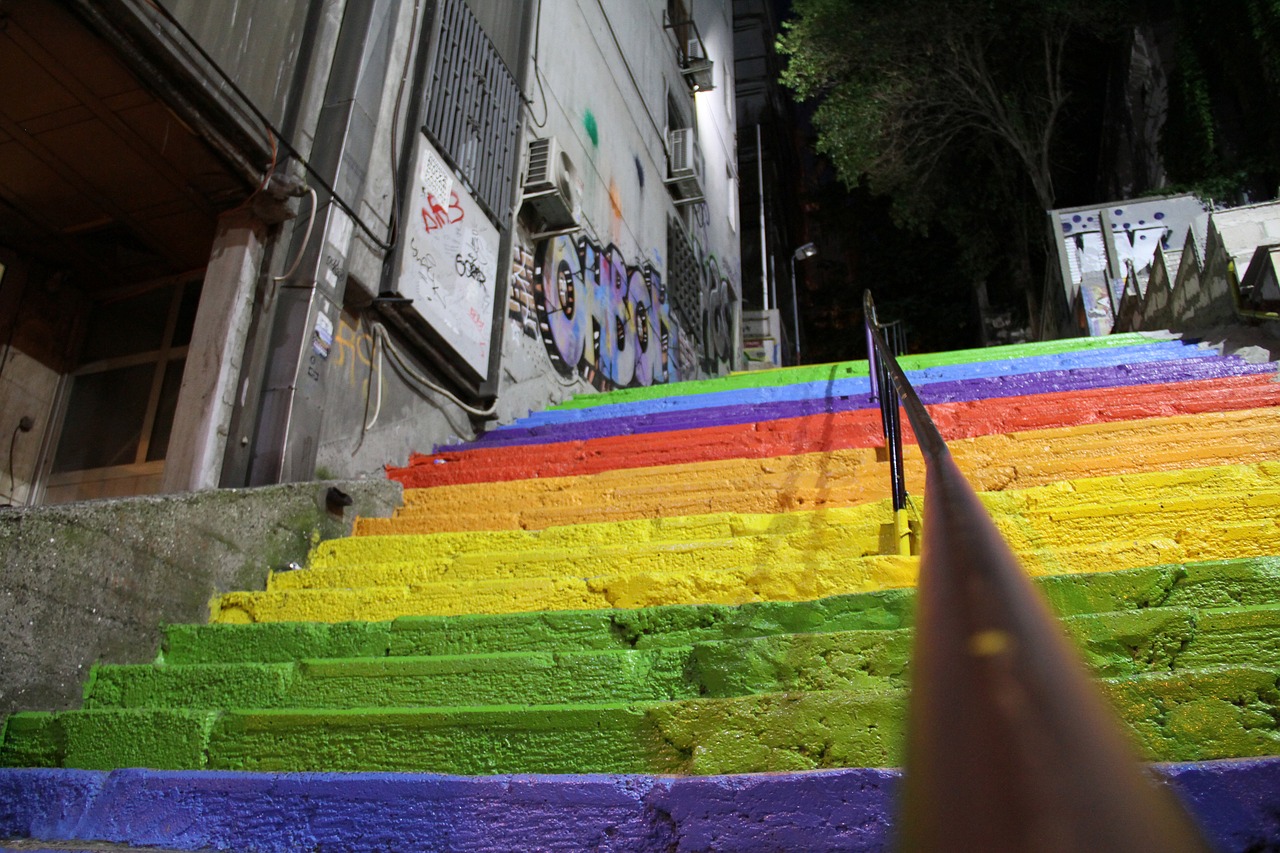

789,242,817,364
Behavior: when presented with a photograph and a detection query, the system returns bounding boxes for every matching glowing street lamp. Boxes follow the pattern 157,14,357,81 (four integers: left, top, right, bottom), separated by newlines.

789,242,817,364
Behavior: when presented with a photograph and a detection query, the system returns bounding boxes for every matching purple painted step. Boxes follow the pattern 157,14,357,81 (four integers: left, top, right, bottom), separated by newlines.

2,760,1278,852
457,355,1276,451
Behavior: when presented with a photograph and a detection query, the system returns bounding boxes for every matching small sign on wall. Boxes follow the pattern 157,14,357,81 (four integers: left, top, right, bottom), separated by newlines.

395,136,500,377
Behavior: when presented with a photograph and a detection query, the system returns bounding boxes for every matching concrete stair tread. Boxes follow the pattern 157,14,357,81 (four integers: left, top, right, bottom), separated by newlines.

505,352,1252,439
6,665,1279,775
395,373,1280,490
273,526,892,591
288,469,1280,594
163,558,1280,664
458,355,1277,453
80,603,1280,714
508,340,1214,427
209,553,1280,632
228,524,1280,624
536,332,1167,412
375,449,1280,535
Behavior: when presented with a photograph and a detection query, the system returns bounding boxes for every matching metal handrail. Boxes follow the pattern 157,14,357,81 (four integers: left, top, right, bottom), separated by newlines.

863,293,908,512
861,290,1210,851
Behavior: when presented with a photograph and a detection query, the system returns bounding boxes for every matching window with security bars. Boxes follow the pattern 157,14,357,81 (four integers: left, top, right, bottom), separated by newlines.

666,216,703,353
422,0,522,226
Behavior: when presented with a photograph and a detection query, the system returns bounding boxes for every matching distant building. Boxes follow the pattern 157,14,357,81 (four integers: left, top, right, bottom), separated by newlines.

1047,195,1280,337
1046,194,1207,337
733,0,807,368
0,0,743,506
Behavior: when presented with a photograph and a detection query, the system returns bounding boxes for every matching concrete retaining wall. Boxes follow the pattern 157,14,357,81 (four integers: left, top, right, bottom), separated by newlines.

0,481,401,716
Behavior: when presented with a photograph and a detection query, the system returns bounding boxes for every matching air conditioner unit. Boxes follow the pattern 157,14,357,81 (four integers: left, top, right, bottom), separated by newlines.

682,38,714,92
665,128,705,205
521,137,578,230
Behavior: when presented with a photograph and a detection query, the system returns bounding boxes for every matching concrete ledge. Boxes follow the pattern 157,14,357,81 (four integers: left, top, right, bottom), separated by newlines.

0,481,401,716
2,758,1278,851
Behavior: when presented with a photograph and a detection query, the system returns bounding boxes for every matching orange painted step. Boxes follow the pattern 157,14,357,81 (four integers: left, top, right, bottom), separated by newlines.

390,373,1280,489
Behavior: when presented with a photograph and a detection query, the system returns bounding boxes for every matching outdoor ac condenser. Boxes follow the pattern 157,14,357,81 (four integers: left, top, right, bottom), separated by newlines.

665,128,705,204
521,137,578,230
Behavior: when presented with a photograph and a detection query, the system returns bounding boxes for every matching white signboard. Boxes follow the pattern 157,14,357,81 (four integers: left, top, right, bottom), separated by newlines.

397,138,499,377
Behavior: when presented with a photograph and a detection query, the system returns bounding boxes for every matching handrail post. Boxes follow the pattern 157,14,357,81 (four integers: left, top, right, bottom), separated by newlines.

864,293,911,554
861,290,1211,852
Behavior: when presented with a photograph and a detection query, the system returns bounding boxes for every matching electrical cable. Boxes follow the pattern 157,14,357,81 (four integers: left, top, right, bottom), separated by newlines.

523,0,549,128
363,324,384,432
590,0,668,147
228,125,278,212
525,66,550,129
351,317,384,455
371,322,497,417
271,186,318,282
385,0,423,249
143,0,396,251
6,422,22,505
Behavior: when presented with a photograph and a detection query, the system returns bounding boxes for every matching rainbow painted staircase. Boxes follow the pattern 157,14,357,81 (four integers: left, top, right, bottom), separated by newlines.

5,330,1280,849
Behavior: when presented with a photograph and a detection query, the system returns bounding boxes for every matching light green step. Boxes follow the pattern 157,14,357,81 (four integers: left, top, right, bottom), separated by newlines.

84,604,1280,712
6,666,1276,774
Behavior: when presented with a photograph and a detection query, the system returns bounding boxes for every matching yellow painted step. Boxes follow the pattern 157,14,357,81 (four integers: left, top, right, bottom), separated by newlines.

215,553,920,624
215,463,1280,623
278,470,1280,593
214,524,1280,625
307,509,859,572
273,508,890,592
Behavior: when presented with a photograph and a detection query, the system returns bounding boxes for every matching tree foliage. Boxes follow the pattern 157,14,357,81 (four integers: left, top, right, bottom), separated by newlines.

782,1,1127,217
1161,0,1280,199
778,0,1134,336
779,0,1280,347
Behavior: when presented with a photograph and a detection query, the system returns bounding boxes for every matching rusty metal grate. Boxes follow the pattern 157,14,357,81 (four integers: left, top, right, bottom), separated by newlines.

423,0,521,227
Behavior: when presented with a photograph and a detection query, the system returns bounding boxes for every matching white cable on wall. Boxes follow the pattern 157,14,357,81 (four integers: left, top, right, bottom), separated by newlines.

371,322,498,417
363,326,385,432
271,186,319,282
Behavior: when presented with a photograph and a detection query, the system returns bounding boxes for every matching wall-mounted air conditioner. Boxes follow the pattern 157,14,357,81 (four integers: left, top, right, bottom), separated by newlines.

683,37,714,92
521,137,579,230
665,128,705,206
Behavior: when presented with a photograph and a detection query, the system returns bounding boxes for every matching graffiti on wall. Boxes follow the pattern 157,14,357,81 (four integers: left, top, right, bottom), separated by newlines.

395,137,499,378
534,235,678,389
528,230,737,389
685,204,738,375
333,314,374,395
698,251,735,373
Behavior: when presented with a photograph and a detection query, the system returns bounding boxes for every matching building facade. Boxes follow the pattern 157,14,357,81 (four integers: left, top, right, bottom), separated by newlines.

0,0,742,505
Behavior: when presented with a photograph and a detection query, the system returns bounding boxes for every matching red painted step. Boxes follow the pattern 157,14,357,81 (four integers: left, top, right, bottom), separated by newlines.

389,373,1280,489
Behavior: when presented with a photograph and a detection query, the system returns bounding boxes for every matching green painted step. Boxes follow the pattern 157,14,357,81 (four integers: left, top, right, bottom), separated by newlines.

82,603,1280,711
548,332,1170,410
86,646,698,709
163,558,1280,665
5,666,1276,774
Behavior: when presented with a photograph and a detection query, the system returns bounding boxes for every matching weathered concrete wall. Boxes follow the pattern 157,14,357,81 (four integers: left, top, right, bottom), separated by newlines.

163,0,317,132
0,480,400,717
